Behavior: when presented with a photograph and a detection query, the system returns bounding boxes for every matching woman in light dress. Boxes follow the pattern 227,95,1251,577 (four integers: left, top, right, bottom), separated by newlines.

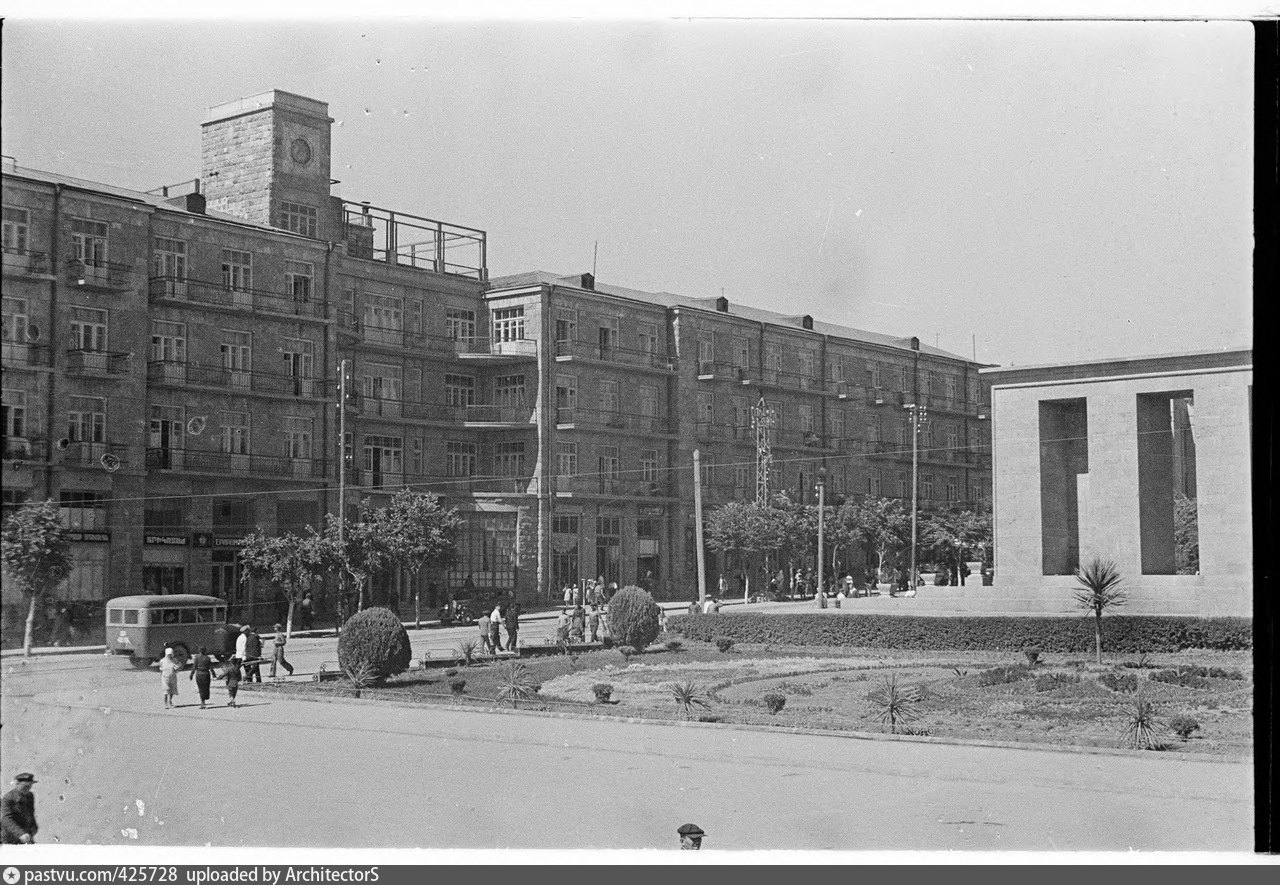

160,647,180,709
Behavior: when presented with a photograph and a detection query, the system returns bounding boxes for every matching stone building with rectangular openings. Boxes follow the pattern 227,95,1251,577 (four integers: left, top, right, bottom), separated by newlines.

982,349,1251,617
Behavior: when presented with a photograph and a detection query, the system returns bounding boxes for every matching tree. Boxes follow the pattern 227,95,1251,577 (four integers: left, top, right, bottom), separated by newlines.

317,499,392,616
705,500,780,599
1,500,73,656
1174,493,1199,575
843,497,911,590
1073,557,1127,664
921,506,992,585
369,490,462,628
238,528,328,638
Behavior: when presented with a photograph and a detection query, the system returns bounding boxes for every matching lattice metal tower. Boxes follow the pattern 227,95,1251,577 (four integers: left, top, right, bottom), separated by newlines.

752,395,776,504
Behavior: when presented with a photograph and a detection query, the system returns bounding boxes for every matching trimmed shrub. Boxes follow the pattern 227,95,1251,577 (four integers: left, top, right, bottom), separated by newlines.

763,692,786,714
1098,671,1139,693
1034,672,1081,692
1150,668,1212,689
608,586,662,651
592,683,614,703
977,664,1031,687
714,636,735,653
667,613,1251,653
665,639,684,652
1023,646,1042,667
337,607,412,682
618,645,637,660
1170,714,1201,740
449,678,466,695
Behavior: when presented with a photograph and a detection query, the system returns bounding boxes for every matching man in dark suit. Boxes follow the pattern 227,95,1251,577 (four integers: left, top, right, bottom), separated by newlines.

244,628,263,683
1,772,38,844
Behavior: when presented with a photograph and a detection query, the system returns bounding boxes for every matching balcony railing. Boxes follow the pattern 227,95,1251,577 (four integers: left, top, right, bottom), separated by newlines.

146,448,324,479
555,407,665,433
554,339,668,370
341,201,487,281
2,247,50,276
149,276,328,320
66,349,132,375
695,422,755,442
62,441,130,469
1,342,51,368
451,336,537,358
67,258,134,290
3,436,47,461
551,475,668,497
342,469,532,495
146,361,332,398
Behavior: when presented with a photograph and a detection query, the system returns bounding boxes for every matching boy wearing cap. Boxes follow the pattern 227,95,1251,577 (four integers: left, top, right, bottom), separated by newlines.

677,823,705,850
1,772,38,844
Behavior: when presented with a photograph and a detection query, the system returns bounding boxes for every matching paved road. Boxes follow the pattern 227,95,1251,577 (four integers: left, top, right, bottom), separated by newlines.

0,651,1253,852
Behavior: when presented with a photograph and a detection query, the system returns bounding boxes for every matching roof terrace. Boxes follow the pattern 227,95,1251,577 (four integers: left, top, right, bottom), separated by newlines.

342,201,487,282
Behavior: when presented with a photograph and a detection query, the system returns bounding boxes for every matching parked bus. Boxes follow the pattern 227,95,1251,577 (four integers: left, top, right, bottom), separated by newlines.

105,595,238,669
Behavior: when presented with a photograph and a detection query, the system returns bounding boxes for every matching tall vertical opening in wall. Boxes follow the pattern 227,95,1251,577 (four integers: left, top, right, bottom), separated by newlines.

1038,398,1088,576
1137,391,1198,575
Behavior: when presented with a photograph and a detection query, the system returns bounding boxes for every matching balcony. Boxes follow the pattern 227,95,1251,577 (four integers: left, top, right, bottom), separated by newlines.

695,422,755,443
773,429,838,451
2,247,50,277
551,475,669,497
66,349,132,375
555,407,666,433
868,388,907,407
146,361,332,399
342,469,532,496
727,365,824,393
61,441,130,470
452,336,537,362
341,201,487,281
149,276,328,320
3,436,47,462
67,258,134,291
695,361,751,382
146,447,324,480
555,340,669,371
1,342,51,369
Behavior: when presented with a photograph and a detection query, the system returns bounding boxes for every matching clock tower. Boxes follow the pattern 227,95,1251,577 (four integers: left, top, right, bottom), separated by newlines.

200,90,337,238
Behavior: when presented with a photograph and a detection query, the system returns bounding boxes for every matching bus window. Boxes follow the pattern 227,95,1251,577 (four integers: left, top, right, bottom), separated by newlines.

196,608,214,623
179,609,197,624
124,610,139,625
109,609,123,625
216,608,227,622
161,609,179,625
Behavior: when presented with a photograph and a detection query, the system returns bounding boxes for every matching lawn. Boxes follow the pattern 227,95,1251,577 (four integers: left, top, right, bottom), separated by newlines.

255,638,1252,757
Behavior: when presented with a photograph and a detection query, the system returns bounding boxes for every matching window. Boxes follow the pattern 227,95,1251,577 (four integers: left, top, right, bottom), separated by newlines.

60,491,106,531
897,366,909,392
598,445,620,490
555,308,577,344
698,334,715,372
638,322,657,355
494,441,525,476
449,512,518,591
733,396,750,435
799,350,815,381
2,208,29,255
830,355,845,383
221,249,253,291
280,202,318,238
765,344,782,381
285,417,313,459
595,515,622,586
220,330,252,388
798,404,815,433
447,307,476,342
598,317,619,356
68,396,106,444
598,380,620,415
364,293,403,330
411,436,424,475
144,506,184,532
641,450,659,484
733,337,750,369
828,408,845,440
921,473,934,499
445,374,476,407
150,321,186,363
494,374,526,407
868,362,881,389
968,376,980,406
71,218,108,266
364,435,405,487
492,307,525,342
556,442,578,476
555,375,577,419
866,417,881,443
734,465,750,494
696,392,714,433
553,514,580,535
152,237,187,280
552,513,580,588
945,475,958,502
700,452,715,487
869,469,882,497
3,297,28,344
286,260,314,302
639,386,658,423
282,338,315,390
3,389,27,440
921,371,932,397
446,441,476,477
149,405,184,467
2,489,28,523
363,363,403,402
944,375,958,402
636,517,659,581
69,307,108,352
897,471,908,499
219,412,250,456
65,546,110,602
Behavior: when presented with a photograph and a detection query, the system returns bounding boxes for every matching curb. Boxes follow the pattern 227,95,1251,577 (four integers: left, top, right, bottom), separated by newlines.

1,644,107,659
242,681,1249,765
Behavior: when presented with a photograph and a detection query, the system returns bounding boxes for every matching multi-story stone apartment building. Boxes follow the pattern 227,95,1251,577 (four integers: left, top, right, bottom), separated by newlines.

1,89,990,627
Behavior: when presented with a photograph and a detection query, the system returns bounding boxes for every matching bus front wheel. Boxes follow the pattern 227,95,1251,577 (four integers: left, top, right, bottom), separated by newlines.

130,656,154,669
168,643,191,668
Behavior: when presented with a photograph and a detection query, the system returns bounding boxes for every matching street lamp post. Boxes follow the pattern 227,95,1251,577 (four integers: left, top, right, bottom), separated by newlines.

816,466,826,608
907,403,928,593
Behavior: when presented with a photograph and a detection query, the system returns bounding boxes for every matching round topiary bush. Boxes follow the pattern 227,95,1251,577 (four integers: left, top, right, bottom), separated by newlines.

592,683,614,703
607,586,662,651
337,606,412,682
763,692,786,715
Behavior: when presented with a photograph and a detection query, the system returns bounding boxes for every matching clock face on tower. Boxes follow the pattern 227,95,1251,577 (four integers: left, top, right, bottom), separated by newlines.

289,138,312,166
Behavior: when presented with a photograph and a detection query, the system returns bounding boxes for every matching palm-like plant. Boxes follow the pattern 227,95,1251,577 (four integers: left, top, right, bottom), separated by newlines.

669,680,711,720
456,637,479,666
867,673,921,734
1073,557,1127,665
1122,689,1165,750
343,660,377,699
494,662,540,709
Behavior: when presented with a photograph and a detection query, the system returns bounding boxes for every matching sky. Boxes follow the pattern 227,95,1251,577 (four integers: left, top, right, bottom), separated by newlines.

1,17,1254,366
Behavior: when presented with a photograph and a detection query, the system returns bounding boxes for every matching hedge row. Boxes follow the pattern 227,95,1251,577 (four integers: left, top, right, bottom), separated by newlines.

668,613,1252,653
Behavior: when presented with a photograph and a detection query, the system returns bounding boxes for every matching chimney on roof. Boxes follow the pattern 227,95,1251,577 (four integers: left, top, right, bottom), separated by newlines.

801,315,813,330
910,336,921,351
580,272,595,291
166,192,206,215
715,296,729,312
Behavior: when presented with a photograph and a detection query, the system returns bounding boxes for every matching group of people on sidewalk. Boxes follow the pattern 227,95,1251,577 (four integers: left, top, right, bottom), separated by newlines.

159,623,294,710
560,577,615,608
555,603,610,644
477,602,521,654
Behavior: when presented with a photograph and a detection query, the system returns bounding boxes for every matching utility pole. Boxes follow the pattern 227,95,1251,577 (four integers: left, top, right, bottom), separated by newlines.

337,358,349,623
816,466,826,607
693,449,707,604
908,402,928,594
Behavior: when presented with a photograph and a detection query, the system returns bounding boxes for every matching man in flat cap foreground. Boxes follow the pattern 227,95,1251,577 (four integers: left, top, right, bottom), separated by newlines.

1,773,38,844
677,823,705,850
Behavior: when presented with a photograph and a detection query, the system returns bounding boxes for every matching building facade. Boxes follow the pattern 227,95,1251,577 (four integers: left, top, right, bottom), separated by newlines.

2,89,991,627
982,349,1251,617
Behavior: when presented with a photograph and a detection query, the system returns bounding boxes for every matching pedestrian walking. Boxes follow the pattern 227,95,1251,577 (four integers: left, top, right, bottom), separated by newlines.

1,773,38,844
490,604,505,652
223,658,242,708
702,596,716,615
563,584,573,607
717,573,727,597
687,598,699,616
160,647,180,708
676,823,705,850
270,623,294,677
299,592,314,631
598,605,611,642
504,602,520,653
556,608,571,644
235,625,249,666
189,646,213,709
658,607,669,633
570,605,586,642
478,610,493,654
572,584,582,607
587,605,601,643
244,627,263,683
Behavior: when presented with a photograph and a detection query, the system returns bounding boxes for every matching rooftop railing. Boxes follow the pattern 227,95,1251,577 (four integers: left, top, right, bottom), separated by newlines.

341,201,487,282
